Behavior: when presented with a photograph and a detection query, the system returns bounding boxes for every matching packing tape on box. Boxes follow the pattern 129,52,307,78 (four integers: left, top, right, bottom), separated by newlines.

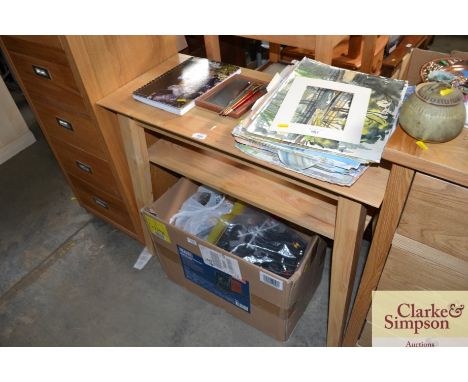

250,295,297,320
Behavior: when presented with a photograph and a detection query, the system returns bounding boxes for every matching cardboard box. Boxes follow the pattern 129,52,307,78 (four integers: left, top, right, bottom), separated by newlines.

401,48,468,84
400,48,468,127
142,178,326,341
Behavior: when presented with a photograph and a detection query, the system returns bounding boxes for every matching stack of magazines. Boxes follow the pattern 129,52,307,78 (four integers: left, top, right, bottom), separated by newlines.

233,57,408,186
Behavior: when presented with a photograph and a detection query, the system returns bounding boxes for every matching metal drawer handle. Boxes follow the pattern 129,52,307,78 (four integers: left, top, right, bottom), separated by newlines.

32,65,51,79
93,197,109,209
76,160,92,173
56,117,73,131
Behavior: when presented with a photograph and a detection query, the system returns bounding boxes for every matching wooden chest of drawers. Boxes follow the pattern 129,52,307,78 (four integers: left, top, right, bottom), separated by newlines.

375,173,468,296
69,174,134,232
344,126,468,347
51,136,120,197
7,49,88,114
356,175,468,347
398,173,468,260
33,100,105,158
0,36,179,241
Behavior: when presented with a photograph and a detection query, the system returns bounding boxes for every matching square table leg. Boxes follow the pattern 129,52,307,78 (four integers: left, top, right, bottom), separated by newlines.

118,115,156,254
327,196,367,346
342,164,414,346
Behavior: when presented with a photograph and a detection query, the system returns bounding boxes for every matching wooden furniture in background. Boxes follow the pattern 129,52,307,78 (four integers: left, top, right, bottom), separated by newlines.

281,36,389,74
204,35,348,66
0,36,179,242
343,127,468,346
380,36,432,78
0,76,35,164
97,53,390,346
204,35,386,74
203,35,222,61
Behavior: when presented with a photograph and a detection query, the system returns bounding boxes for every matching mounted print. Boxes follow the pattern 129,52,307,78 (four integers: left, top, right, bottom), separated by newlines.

271,77,371,144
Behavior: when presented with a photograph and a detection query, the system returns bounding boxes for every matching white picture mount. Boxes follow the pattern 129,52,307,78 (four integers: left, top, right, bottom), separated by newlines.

271,77,371,144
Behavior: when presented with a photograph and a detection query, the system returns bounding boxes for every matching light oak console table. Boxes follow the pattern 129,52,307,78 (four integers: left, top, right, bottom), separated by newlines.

98,53,390,346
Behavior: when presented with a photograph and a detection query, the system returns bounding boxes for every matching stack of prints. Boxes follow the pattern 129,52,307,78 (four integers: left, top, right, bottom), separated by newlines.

233,58,407,186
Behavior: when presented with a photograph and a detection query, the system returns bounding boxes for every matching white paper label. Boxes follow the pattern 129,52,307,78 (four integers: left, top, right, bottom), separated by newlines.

133,247,153,270
192,132,207,140
187,237,197,246
199,244,242,281
259,271,283,290
235,300,249,312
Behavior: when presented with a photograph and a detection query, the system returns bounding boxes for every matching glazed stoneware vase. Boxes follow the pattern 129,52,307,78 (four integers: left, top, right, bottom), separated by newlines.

399,82,466,143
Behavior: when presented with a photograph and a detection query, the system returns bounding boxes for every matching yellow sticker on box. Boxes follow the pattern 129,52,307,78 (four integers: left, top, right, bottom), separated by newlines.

144,215,171,243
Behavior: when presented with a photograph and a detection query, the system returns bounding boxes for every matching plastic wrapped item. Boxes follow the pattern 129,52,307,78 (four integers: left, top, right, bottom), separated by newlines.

169,186,234,240
207,202,309,279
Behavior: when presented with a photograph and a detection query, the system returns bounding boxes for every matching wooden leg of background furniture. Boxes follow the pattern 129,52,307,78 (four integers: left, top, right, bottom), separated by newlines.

204,35,221,61
327,197,366,346
342,164,414,346
360,35,378,74
269,43,281,63
314,36,336,65
118,115,156,255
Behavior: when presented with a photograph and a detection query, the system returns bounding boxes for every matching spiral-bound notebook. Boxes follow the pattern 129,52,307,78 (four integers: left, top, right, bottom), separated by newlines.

132,57,240,115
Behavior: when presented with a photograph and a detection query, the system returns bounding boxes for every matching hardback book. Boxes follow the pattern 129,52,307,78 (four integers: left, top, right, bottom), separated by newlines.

132,57,240,115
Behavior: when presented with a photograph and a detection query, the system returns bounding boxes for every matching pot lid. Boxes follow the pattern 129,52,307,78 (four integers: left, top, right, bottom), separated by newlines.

415,82,464,106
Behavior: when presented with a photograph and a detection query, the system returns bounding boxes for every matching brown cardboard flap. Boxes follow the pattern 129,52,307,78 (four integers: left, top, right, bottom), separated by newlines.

289,236,326,306
148,177,199,221
451,51,468,59
286,237,327,337
405,48,446,85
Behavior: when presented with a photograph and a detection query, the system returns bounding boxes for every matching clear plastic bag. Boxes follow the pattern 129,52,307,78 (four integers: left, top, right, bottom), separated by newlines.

208,203,309,279
170,186,310,279
169,186,234,240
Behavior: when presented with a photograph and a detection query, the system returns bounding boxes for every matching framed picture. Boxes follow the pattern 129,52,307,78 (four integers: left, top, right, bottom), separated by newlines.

271,77,371,144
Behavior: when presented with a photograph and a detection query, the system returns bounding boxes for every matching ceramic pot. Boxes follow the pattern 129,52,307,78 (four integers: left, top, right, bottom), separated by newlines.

399,82,466,142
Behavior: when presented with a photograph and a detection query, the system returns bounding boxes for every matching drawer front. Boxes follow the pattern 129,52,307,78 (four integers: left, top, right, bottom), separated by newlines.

34,100,106,159
398,173,468,261
2,36,68,65
378,235,468,292
7,50,89,115
51,137,120,198
69,175,133,232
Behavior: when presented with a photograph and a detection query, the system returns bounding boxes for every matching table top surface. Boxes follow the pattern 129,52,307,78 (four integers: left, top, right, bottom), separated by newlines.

384,126,468,187
98,53,391,208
